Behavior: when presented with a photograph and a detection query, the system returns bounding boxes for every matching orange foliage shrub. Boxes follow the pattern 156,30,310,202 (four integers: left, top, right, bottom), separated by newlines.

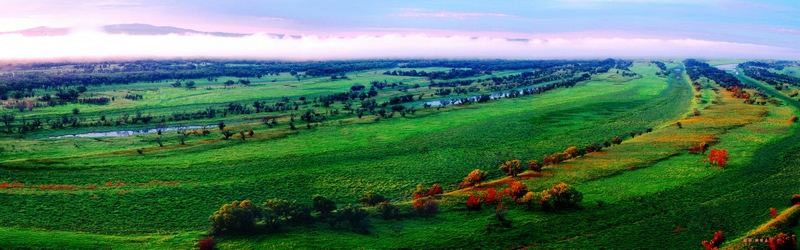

708,149,729,167
701,231,725,250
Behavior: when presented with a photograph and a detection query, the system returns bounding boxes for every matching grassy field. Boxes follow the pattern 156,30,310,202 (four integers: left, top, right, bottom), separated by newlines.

1,60,798,249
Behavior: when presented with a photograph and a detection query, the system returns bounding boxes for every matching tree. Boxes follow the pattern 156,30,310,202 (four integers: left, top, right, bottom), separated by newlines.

262,199,313,225
428,183,443,196
376,201,400,219
312,195,337,216
413,198,439,217
537,182,583,210
1,113,14,133
358,191,386,206
466,194,481,214
171,81,182,88
209,200,258,234
499,159,522,177
198,236,217,250
768,233,797,250
508,181,528,202
461,169,488,188
72,108,80,115
339,204,370,234
224,80,235,87
217,121,225,131
528,159,543,172
185,81,196,89
701,231,725,250
791,194,800,205
707,149,729,167
611,136,623,145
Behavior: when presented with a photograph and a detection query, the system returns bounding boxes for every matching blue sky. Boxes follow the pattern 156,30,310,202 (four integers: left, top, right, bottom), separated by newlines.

1,0,799,59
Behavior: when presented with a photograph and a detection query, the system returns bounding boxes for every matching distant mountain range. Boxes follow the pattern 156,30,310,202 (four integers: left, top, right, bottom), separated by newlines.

0,26,71,36
103,23,251,37
0,23,261,37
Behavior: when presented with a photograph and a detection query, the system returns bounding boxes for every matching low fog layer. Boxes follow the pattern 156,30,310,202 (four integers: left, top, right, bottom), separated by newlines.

2,32,799,61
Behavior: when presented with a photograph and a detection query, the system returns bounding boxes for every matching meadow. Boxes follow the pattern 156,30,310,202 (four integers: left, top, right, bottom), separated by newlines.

0,59,798,249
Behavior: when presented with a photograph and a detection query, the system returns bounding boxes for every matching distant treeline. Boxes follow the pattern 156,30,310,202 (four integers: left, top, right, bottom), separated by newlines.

0,60,400,99
684,59,745,89
739,61,800,88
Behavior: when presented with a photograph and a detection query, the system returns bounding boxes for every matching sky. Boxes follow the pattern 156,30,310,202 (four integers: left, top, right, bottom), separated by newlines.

1,0,799,60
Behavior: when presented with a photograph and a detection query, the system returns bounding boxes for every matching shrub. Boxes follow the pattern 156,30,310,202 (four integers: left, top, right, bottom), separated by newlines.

198,236,217,250
376,201,400,219
414,198,439,217
791,194,800,205
791,116,798,123
508,181,528,202
701,231,725,250
461,169,488,188
772,208,779,219
209,200,258,234
262,199,313,224
527,159,542,172
768,233,797,250
312,195,337,215
499,159,523,177
359,191,387,206
466,194,482,213
708,149,729,167
428,183,443,196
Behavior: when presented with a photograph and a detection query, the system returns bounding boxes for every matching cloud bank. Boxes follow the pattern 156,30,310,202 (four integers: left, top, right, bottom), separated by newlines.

1,32,799,61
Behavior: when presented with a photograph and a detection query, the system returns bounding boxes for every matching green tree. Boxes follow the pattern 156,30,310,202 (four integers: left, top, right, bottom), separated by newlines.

312,195,337,215
1,113,14,133
209,200,259,234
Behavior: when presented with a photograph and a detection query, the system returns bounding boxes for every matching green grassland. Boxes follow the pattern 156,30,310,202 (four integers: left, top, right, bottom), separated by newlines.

1,61,798,249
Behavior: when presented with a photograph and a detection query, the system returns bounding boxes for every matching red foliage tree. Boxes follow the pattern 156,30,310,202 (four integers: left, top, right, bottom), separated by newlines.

481,188,504,205
428,183,443,196
708,149,729,167
771,208,778,219
702,231,725,250
198,236,217,250
768,233,797,250
466,194,481,214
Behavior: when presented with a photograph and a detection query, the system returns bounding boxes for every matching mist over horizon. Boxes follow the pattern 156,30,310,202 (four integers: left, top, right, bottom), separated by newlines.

2,1,800,61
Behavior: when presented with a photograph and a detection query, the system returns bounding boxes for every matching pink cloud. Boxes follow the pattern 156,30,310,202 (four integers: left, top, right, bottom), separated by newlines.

390,9,516,19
